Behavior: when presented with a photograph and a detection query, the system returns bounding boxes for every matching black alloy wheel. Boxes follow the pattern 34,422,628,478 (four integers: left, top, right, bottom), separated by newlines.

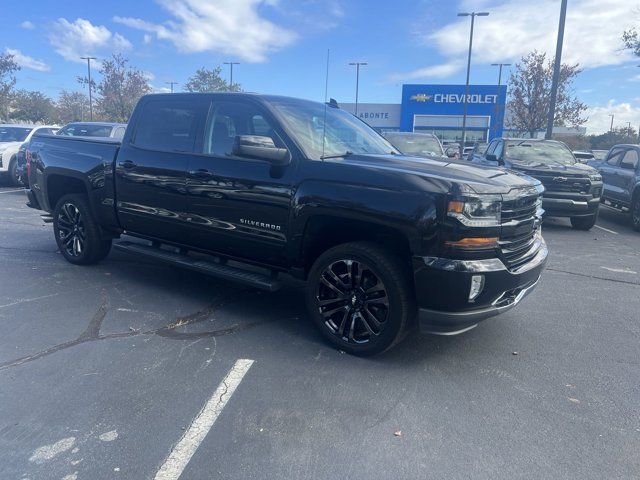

53,194,112,265
306,241,414,356
56,202,86,257
8,157,21,187
317,259,389,344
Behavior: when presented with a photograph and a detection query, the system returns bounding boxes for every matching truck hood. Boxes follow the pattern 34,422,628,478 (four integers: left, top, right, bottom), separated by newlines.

341,153,541,194
505,160,597,177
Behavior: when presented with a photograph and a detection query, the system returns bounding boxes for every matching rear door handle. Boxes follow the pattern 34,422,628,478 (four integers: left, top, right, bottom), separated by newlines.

189,168,214,177
119,160,136,169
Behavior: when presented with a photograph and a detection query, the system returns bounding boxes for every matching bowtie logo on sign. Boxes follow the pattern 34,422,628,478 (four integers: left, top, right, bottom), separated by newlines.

410,93,498,104
409,94,432,102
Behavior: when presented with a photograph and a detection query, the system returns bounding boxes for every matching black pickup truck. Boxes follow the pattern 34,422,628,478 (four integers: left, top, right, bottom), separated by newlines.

25,93,547,355
473,138,603,230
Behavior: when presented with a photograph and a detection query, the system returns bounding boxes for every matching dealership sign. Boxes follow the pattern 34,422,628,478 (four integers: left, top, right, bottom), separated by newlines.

410,93,498,104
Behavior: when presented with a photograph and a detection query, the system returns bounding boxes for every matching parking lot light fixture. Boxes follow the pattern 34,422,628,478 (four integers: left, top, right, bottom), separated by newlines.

457,12,490,156
80,56,96,121
348,62,368,116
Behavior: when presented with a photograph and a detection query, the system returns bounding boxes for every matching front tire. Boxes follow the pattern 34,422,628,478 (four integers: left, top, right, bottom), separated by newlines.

8,157,21,187
570,212,598,230
632,195,640,232
53,194,112,265
305,242,415,356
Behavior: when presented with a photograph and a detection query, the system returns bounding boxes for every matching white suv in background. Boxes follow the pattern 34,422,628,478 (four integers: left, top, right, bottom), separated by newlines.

0,124,59,186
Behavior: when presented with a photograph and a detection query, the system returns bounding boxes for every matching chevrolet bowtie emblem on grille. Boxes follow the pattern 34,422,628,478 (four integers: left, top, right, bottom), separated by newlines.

552,176,567,182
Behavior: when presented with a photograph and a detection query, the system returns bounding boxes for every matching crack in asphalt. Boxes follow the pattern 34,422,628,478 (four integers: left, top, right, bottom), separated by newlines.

0,288,265,371
547,266,640,286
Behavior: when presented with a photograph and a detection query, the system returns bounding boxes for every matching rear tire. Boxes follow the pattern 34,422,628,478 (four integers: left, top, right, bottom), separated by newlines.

53,194,112,265
570,212,597,230
632,195,640,232
8,157,21,187
305,241,415,356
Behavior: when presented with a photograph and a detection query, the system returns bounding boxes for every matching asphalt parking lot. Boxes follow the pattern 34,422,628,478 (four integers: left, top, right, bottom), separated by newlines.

1,181,639,480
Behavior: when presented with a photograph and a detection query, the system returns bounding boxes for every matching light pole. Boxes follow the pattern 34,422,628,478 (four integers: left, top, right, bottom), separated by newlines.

608,114,614,132
458,12,489,154
545,0,567,140
223,62,240,91
80,56,96,121
491,63,511,86
348,62,368,116
490,63,510,139
165,81,178,93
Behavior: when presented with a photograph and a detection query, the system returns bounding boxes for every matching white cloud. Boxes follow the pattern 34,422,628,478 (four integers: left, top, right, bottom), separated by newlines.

143,34,152,45
585,100,640,134
396,0,636,80
114,0,297,63
4,48,50,72
19,20,35,30
389,61,464,82
49,18,132,63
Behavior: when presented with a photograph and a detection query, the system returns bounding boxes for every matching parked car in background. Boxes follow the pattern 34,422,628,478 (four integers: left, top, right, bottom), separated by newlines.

573,151,595,163
592,150,608,161
469,142,489,162
0,124,58,186
57,122,127,139
473,138,603,230
382,132,446,158
587,144,640,231
26,92,547,355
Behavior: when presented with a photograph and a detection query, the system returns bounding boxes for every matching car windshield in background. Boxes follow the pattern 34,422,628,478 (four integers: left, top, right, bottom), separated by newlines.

57,124,113,137
505,141,576,166
0,127,33,142
386,134,444,157
270,100,398,160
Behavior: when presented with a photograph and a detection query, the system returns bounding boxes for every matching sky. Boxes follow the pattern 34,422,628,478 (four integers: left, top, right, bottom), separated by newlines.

1,0,639,133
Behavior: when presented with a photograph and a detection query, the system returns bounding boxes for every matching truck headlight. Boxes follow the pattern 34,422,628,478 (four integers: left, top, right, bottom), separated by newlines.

447,195,501,227
589,173,602,182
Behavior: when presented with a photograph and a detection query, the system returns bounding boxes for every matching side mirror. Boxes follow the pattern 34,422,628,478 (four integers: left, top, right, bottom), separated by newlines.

233,135,290,166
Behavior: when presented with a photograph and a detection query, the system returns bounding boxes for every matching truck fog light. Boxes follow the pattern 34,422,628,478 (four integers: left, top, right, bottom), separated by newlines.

469,275,485,302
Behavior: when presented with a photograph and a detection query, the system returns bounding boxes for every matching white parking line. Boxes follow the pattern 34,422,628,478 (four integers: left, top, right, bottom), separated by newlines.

594,224,618,235
154,358,255,480
0,188,25,194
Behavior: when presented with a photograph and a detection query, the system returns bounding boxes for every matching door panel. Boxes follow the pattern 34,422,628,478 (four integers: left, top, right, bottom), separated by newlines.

617,149,639,205
185,100,295,266
115,98,206,243
599,147,624,201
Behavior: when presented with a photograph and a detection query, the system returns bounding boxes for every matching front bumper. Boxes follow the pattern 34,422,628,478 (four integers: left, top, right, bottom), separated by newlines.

542,196,600,217
413,239,548,335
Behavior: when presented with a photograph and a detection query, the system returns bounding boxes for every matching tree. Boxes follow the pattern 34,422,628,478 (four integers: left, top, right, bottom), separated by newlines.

622,28,640,57
55,90,89,123
9,90,56,123
79,54,151,122
507,51,587,137
184,67,241,93
588,127,638,150
0,53,20,121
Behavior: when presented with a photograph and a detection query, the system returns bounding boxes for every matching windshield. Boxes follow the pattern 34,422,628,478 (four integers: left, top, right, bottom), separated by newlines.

0,127,32,142
269,100,398,160
58,124,114,137
505,141,576,166
384,134,444,157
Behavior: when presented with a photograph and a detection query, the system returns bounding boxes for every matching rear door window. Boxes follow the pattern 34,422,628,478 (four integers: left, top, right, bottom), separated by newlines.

133,100,201,153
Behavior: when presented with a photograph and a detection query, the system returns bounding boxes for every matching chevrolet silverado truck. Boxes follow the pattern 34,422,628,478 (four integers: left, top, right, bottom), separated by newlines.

473,138,603,230
25,93,548,355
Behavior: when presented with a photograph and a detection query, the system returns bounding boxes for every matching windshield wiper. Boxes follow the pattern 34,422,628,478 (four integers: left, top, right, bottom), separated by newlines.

321,151,353,160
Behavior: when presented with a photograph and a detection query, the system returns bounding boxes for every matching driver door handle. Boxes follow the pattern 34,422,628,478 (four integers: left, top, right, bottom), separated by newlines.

119,160,136,169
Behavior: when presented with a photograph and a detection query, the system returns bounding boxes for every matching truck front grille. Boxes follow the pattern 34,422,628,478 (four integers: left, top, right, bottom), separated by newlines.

500,190,542,270
535,174,590,194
